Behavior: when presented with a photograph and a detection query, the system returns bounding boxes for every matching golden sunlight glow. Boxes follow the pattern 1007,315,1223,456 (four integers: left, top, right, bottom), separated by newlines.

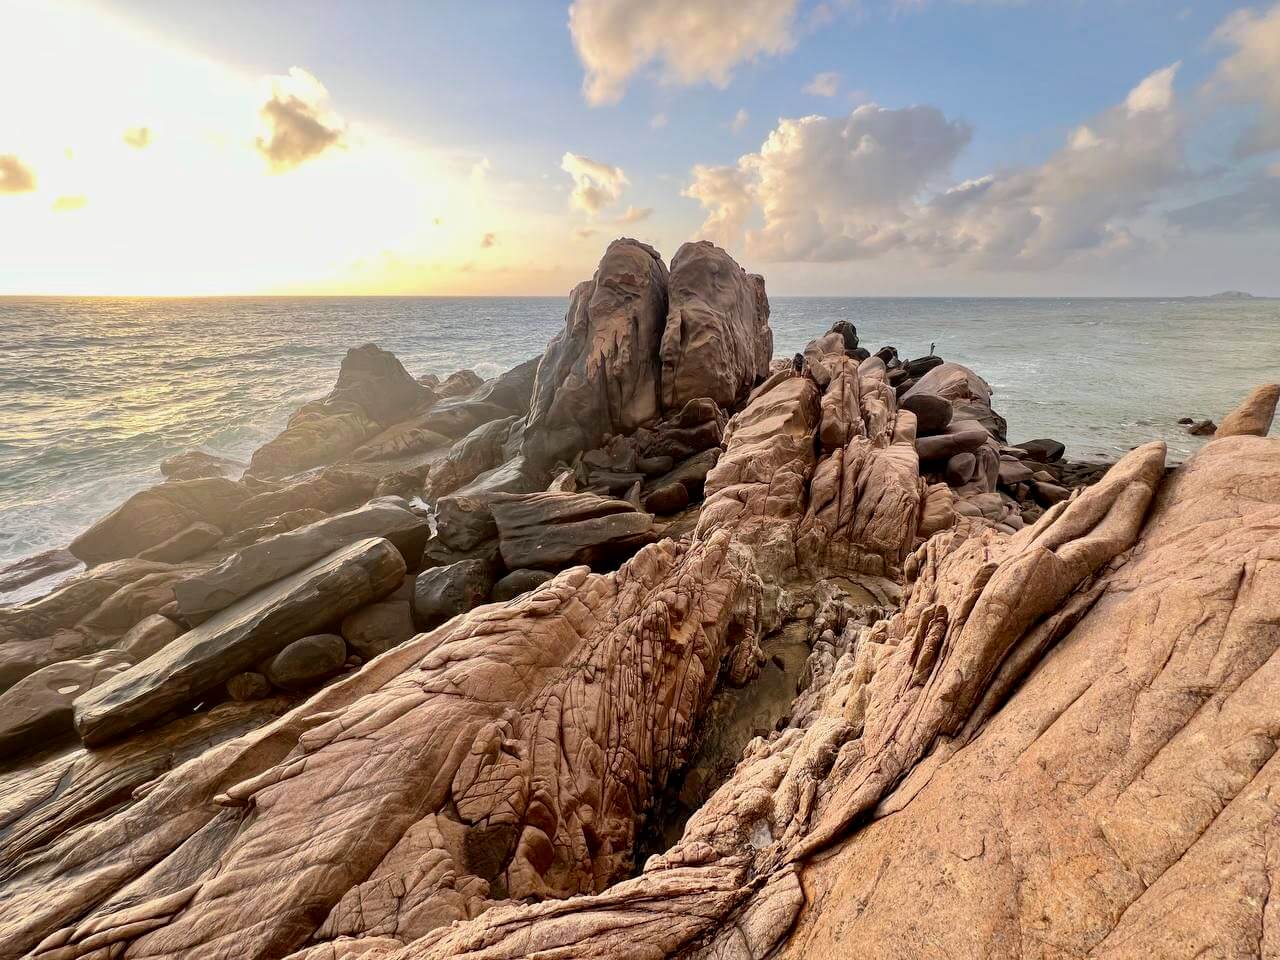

0,0,602,295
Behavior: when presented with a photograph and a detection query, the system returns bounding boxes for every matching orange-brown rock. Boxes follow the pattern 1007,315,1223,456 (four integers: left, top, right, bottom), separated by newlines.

659,241,772,415
521,239,668,468
1216,381,1279,438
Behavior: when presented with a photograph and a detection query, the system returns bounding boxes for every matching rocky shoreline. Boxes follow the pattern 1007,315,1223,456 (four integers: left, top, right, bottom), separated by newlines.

0,237,1277,959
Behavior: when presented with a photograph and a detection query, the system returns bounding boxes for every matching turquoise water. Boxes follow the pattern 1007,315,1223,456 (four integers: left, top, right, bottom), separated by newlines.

1,295,1277,564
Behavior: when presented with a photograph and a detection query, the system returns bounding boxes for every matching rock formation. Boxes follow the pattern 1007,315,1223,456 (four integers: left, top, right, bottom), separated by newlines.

3,239,1278,960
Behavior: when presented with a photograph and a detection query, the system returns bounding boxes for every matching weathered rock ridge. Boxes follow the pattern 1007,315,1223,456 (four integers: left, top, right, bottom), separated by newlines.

2,239,1277,960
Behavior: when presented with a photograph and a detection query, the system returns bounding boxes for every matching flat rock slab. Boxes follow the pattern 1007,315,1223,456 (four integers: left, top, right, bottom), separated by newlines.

73,537,405,746
491,492,655,570
173,502,428,624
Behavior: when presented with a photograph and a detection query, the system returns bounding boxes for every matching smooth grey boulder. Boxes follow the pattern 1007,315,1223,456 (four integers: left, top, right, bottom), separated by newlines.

173,502,428,624
435,495,499,552
226,671,272,701
263,634,347,691
73,537,405,746
490,492,655,571
135,521,223,564
340,600,416,660
0,650,134,759
900,392,953,435
491,569,555,602
643,482,690,515
915,423,991,462
413,559,494,629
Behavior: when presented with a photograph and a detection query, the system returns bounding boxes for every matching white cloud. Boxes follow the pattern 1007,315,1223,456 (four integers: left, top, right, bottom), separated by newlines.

560,151,628,215
568,0,801,105
685,64,1187,269
731,107,750,133
255,67,345,172
804,71,841,96
616,205,653,223
1207,3,1280,158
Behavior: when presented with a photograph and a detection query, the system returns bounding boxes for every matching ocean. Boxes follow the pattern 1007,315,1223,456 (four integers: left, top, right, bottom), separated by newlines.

1,295,1277,567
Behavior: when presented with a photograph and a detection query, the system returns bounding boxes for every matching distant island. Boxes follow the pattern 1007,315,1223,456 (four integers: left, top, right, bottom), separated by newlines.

1188,290,1258,300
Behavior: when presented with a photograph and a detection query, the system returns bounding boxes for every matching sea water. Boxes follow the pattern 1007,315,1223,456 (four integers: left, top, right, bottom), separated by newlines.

1,295,1277,566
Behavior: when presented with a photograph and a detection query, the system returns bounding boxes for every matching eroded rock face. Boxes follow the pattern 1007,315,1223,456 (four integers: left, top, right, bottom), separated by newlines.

248,345,431,479
3,532,758,960
659,241,772,415
521,239,668,468
73,537,406,745
491,492,655,571
1216,382,1279,438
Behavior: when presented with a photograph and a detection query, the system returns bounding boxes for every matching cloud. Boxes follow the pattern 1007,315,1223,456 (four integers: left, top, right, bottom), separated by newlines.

568,0,801,104
52,195,87,212
685,64,1187,269
616,205,653,223
1207,3,1280,158
560,151,628,215
480,232,497,248
650,113,669,129
804,71,841,96
1169,175,1280,232
731,107,750,133
123,126,152,149
0,154,36,194
254,67,345,172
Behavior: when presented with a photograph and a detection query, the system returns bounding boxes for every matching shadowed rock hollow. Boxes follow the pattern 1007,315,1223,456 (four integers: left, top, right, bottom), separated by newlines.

1,238,1278,960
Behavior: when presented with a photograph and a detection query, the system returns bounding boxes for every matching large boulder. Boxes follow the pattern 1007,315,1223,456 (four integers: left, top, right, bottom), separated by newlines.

1216,382,1279,438
247,345,431,478
234,467,379,530
159,450,244,481
412,559,495,628
0,650,134,759
340,600,416,660
68,478,250,565
490,492,655,570
659,240,772,414
172,502,429,624
262,634,347,691
424,416,517,500
521,239,668,468
903,361,1007,441
73,537,405,745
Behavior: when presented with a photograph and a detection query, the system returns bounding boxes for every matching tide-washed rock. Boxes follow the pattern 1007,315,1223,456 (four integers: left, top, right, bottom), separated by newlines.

1014,437,1066,462
173,502,429,624
421,399,513,440
68,478,250,566
1216,382,1279,438
226,671,272,701
659,240,772,414
247,345,431,478
434,495,498,552
451,454,543,501
159,450,244,481
425,416,517,499
263,634,347,692
997,457,1035,486
438,368,483,398
522,239,668,468
349,419,451,462
235,467,379,530
459,356,541,414
0,548,79,596
73,537,405,745
915,422,990,461
904,361,1006,441
491,492,655,571
119,613,184,660
135,521,223,563
899,391,952,434
491,568,555,602
0,532,756,960
0,651,133,759
643,482,690,515
412,559,495,629
945,450,977,485
1187,418,1217,436
340,600,416,660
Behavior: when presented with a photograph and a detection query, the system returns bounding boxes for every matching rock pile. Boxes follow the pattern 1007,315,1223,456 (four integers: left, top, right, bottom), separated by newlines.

1,238,1278,960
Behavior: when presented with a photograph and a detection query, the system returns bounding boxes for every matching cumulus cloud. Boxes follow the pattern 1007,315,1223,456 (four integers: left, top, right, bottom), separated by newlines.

616,205,653,223
1169,174,1280,232
568,0,800,104
804,71,841,96
731,107,750,133
685,64,1187,269
0,154,36,194
1207,3,1280,158
255,67,345,172
52,195,87,212
123,126,151,149
561,151,628,215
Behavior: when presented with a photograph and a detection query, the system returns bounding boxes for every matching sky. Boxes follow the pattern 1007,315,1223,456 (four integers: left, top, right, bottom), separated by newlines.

1,0,1279,296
